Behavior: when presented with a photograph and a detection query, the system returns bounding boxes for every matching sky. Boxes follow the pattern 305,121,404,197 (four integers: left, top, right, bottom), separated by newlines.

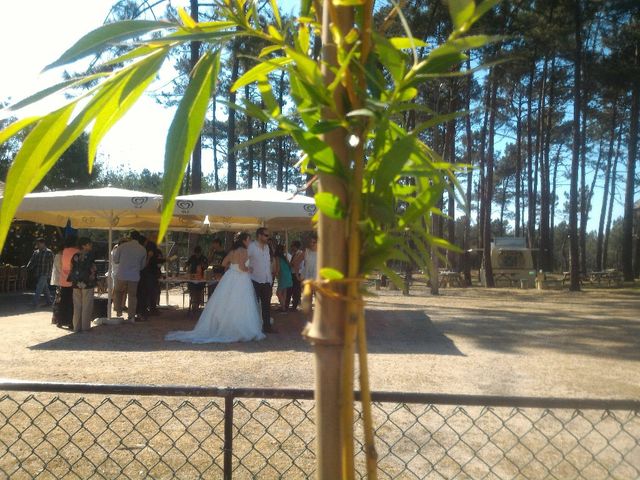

0,0,186,174
0,1,626,230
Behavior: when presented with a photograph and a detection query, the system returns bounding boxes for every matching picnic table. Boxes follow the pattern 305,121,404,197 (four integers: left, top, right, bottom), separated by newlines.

589,270,623,286
439,271,462,288
562,270,623,287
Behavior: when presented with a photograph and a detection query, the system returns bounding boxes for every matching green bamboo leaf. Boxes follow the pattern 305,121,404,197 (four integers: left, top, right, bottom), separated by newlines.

102,44,165,67
257,77,280,116
147,31,243,45
373,33,406,83
296,24,310,54
448,0,475,30
399,183,445,226
389,37,428,49
285,47,323,89
309,120,344,134
346,108,376,118
333,0,364,5
426,233,463,252
374,135,416,187
177,7,197,28
301,0,312,16
320,267,344,280
412,110,469,136
447,34,504,51
379,265,405,289
8,73,108,111
291,130,347,179
259,45,283,58
315,192,346,219
160,50,220,241
0,105,76,251
238,98,270,122
0,116,41,144
232,129,288,153
328,42,360,93
470,0,501,23
232,57,292,92
45,20,174,71
269,0,282,28
88,48,169,172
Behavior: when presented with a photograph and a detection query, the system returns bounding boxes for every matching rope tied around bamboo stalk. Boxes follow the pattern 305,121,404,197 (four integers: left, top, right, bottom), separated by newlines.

300,277,366,315
301,276,379,479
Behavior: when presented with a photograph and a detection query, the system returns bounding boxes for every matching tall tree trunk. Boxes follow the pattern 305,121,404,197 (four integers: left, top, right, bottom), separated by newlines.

550,145,561,270
499,178,508,234
212,97,220,191
526,62,536,249
603,130,622,268
534,55,548,255
482,76,497,288
276,71,286,190
539,56,552,271
445,88,457,268
579,87,589,275
569,0,582,291
622,45,639,281
596,101,618,271
227,48,240,190
189,0,202,193
260,118,267,187
245,83,255,188
463,59,473,286
477,80,491,249
515,92,523,238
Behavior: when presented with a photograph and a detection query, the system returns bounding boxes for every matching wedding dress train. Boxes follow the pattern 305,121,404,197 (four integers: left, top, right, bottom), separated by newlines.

165,264,265,343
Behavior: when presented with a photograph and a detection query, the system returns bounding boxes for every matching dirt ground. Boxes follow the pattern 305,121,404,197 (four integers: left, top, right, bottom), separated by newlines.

0,284,639,399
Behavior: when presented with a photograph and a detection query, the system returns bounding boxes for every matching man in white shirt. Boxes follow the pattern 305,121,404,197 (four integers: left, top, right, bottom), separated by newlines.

248,227,276,333
113,230,148,321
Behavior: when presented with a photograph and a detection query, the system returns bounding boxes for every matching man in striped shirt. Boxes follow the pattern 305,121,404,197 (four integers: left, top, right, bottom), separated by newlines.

27,238,54,308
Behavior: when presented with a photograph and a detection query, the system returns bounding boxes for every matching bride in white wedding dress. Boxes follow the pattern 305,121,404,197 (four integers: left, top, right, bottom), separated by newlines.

165,233,266,344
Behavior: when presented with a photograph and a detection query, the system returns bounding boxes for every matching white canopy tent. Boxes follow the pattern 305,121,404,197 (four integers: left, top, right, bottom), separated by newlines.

2,187,200,322
1,187,316,320
174,188,317,231
9,186,198,231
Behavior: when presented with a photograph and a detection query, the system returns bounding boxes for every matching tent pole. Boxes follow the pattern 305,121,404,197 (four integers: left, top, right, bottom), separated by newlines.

107,220,113,319
165,232,170,306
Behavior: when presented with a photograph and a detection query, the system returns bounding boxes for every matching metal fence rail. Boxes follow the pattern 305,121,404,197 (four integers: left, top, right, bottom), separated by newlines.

0,381,638,479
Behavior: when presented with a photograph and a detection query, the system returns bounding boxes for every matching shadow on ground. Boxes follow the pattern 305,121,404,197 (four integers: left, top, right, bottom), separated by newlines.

24,306,462,356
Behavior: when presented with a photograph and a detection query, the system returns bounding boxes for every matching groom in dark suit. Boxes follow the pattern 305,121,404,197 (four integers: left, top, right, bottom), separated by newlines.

248,227,276,333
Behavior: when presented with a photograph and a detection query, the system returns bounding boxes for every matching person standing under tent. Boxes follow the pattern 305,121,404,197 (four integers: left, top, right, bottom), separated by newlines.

113,230,147,321
185,246,209,314
248,227,276,333
303,234,318,283
50,245,63,325
68,237,97,333
56,236,79,328
286,240,304,311
274,244,293,312
207,237,227,298
26,237,54,308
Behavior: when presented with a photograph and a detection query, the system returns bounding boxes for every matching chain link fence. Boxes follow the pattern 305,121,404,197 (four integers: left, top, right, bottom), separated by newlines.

0,382,638,479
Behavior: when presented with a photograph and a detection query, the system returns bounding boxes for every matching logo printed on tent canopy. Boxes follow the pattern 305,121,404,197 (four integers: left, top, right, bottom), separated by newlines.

130,197,149,209
304,204,317,215
177,200,194,214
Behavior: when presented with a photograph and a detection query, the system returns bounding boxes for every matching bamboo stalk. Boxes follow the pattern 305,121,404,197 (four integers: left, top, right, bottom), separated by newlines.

358,306,378,479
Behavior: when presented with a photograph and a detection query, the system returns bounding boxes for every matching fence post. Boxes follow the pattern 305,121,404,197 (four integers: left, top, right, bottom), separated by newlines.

224,394,233,480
